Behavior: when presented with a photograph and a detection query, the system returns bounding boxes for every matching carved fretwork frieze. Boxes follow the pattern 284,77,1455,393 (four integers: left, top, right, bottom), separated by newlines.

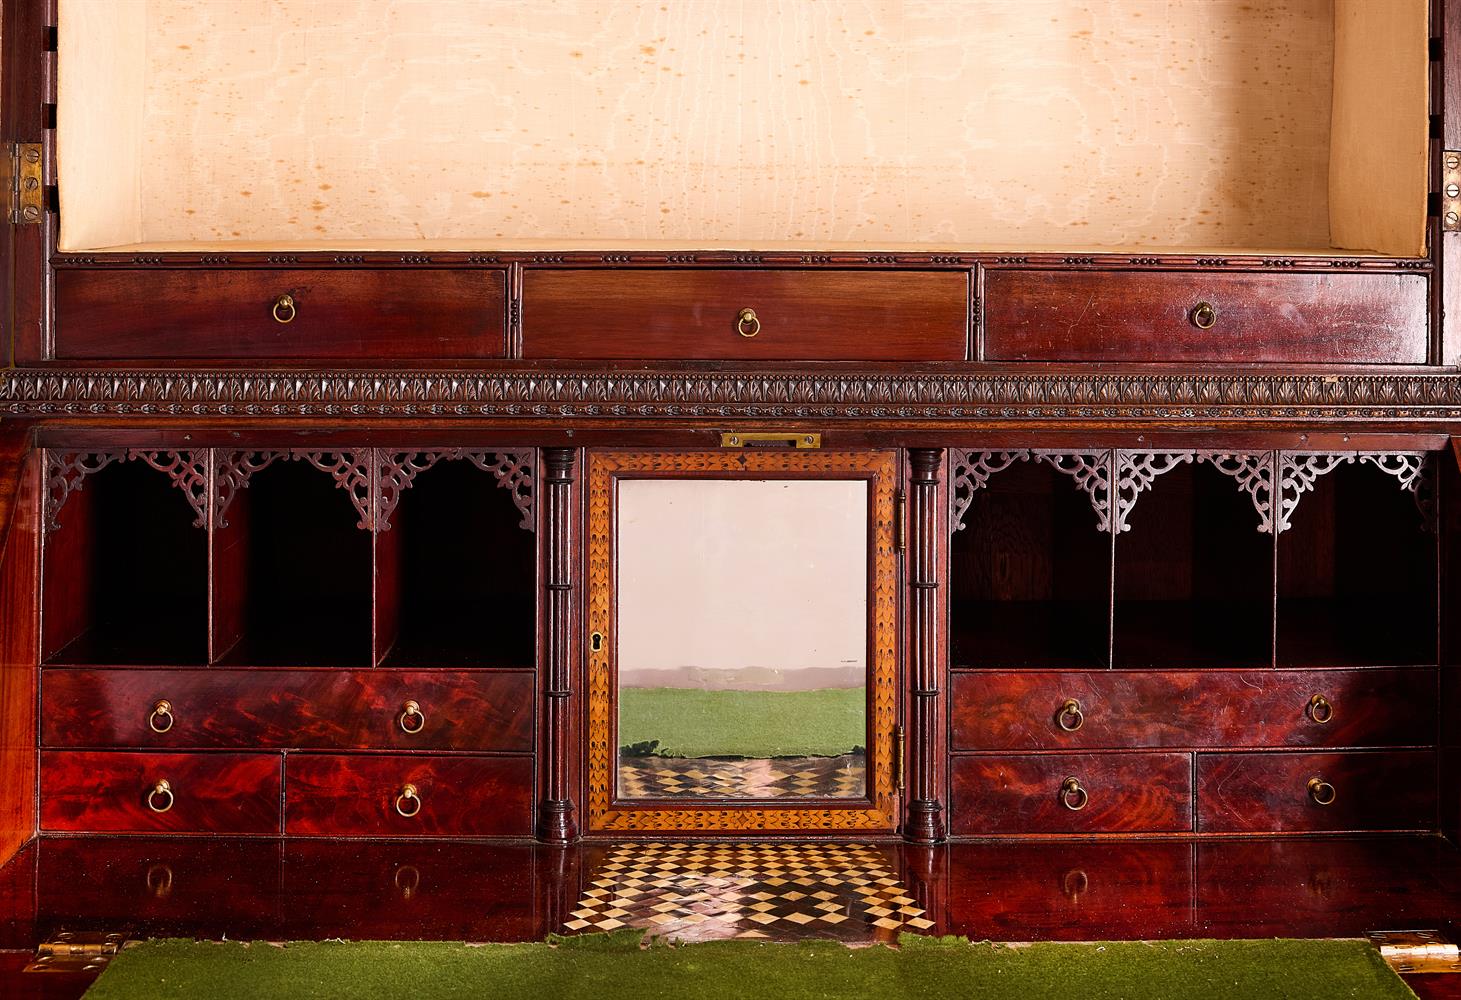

1113,451,1192,533
129,450,210,528
43,450,122,533
950,450,1029,532
213,451,286,528
1033,451,1113,533
1195,453,1276,534
297,451,373,530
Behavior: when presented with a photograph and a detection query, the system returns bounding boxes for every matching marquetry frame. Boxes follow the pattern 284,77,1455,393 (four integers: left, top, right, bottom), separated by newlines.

585,449,900,833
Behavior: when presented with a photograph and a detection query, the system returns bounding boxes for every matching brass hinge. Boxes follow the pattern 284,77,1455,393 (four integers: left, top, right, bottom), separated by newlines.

1443,151,1461,232
5,142,43,224
1369,930,1461,974
892,723,905,792
24,931,127,973
895,490,907,551
719,432,821,449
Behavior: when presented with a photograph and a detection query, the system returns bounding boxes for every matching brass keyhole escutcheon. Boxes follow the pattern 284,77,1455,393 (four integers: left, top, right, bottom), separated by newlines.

395,783,422,818
1056,698,1084,732
1306,694,1333,725
736,307,761,338
1307,776,1337,806
1059,776,1089,812
272,293,297,324
590,631,604,653
1189,301,1217,330
146,779,175,814
398,699,425,735
149,699,175,734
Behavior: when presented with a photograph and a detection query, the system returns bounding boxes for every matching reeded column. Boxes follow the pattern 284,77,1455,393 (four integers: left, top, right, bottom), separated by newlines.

904,448,946,845
536,447,579,844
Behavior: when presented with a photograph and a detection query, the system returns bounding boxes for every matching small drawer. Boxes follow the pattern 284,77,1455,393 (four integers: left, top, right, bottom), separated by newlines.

53,268,507,360
950,668,1436,751
285,754,533,837
1196,750,1436,833
522,268,969,360
42,668,534,752
982,270,1427,363
40,751,281,834
949,752,1192,835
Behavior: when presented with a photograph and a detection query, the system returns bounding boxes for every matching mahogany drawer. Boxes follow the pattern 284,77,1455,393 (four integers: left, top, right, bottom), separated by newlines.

53,268,507,360
949,669,1435,751
949,753,1192,835
1196,751,1436,833
521,269,969,360
39,751,282,835
285,754,534,837
41,668,533,752
982,270,1427,363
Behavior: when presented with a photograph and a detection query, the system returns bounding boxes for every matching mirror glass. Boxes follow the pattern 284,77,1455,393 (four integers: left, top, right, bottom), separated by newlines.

616,478,868,800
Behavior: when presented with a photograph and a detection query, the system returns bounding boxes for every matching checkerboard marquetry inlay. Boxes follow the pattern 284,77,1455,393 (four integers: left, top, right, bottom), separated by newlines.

565,842,933,942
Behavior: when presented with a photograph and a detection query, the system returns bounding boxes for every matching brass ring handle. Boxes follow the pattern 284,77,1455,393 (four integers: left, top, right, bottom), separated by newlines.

1306,694,1334,725
736,307,761,338
271,293,297,324
1189,301,1217,330
1056,698,1084,733
1060,776,1089,812
1307,776,1337,806
146,779,174,814
395,783,422,818
398,699,425,735
149,699,175,734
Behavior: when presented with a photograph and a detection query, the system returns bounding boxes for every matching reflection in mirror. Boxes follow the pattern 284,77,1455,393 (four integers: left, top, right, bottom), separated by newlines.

617,478,868,800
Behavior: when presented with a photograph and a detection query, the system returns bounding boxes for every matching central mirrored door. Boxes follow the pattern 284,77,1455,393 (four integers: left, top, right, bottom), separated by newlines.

586,449,900,834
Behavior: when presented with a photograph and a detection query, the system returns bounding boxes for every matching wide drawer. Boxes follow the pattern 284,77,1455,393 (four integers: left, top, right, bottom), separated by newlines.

39,751,282,834
41,668,534,752
1196,750,1436,833
284,753,534,837
949,669,1435,751
949,752,1192,835
521,269,969,360
982,270,1427,363
53,268,507,360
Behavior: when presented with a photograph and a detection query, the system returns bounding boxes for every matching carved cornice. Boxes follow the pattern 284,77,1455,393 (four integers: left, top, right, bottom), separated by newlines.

7,369,1461,422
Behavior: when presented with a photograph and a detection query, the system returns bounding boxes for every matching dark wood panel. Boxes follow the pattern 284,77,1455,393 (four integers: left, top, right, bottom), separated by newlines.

41,669,534,752
950,669,1436,751
0,440,38,866
948,753,1192,835
39,751,281,835
983,270,1428,363
53,269,507,360
285,754,533,837
522,269,968,360
1196,751,1437,833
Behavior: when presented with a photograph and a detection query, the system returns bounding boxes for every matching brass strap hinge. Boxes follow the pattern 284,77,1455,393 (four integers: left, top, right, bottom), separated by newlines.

24,931,127,973
5,142,44,224
1369,930,1461,974
895,489,907,551
892,723,905,792
1443,151,1461,232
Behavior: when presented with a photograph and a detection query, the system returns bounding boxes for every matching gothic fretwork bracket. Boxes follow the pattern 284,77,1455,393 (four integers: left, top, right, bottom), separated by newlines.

1113,451,1193,533
213,451,287,529
1195,453,1276,534
949,450,1112,533
130,450,210,528
1276,452,1434,533
297,451,373,530
375,449,535,533
43,450,122,533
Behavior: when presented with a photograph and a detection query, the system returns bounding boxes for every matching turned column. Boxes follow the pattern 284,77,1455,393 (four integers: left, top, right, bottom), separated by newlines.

904,448,946,845
537,447,579,844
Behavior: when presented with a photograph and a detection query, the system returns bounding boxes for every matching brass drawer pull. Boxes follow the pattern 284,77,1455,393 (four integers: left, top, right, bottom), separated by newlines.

1306,694,1333,725
271,293,297,324
1060,776,1088,812
1055,698,1084,732
148,699,174,734
1307,776,1337,806
395,783,422,818
398,699,425,735
1189,301,1217,330
146,779,174,814
736,307,760,338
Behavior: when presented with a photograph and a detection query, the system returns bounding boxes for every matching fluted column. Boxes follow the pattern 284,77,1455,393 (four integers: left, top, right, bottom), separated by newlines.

904,448,946,845
537,448,579,843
